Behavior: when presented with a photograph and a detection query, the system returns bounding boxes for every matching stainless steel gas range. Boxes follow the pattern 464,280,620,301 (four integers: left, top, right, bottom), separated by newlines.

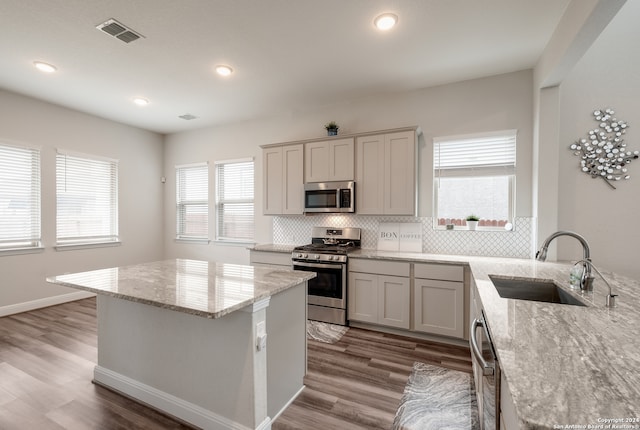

291,227,361,326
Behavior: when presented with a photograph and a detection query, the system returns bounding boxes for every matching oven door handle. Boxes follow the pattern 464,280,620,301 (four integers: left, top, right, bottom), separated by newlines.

293,261,342,270
470,317,495,376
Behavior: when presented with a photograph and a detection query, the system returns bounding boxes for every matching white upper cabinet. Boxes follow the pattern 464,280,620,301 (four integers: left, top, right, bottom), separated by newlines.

356,130,416,215
263,144,304,215
305,138,354,183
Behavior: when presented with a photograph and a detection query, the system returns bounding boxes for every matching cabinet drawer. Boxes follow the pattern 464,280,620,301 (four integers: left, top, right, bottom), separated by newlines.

414,263,464,282
250,251,292,267
349,258,410,277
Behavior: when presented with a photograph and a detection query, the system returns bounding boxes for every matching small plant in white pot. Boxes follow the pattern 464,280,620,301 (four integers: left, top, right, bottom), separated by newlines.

325,121,339,136
466,215,480,230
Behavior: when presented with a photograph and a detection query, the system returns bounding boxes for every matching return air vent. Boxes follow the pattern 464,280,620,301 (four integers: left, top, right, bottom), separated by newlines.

96,18,144,43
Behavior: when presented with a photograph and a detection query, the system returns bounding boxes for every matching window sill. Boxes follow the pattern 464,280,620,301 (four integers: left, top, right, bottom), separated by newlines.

175,238,211,245
55,241,121,251
0,246,45,256
213,239,256,247
433,226,514,232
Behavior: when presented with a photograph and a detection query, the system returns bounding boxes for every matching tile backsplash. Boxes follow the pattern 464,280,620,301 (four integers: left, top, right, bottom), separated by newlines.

273,215,534,259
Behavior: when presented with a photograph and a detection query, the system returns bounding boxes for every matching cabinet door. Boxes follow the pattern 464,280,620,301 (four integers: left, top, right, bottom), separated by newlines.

304,141,329,183
348,272,378,324
414,278,464,338
378,275,410,329
329,138,354,181
282,144,304,214
384,131,416,215
355,134,385,214
263,146,283,215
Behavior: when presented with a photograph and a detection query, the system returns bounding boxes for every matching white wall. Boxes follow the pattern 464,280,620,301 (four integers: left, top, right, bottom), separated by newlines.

0,89,165,311
557,0,640,279
163,70,534,264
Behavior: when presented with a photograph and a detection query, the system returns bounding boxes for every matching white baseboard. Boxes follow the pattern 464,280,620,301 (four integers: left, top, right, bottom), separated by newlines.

94,366,271,430
270,385,305,424
0,291,96,317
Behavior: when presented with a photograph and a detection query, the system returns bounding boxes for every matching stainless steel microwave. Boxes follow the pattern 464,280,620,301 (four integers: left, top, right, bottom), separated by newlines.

304,181,355,213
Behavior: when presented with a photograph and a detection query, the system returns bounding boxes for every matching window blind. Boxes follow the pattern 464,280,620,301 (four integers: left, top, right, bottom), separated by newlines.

0,143,41,250
434,130,517,177
176,163,208,240
215,159,254,242
56,152,118,245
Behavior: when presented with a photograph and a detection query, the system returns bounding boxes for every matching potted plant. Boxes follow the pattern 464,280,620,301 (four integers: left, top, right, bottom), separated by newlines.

466,214,480,230
325,121,339,136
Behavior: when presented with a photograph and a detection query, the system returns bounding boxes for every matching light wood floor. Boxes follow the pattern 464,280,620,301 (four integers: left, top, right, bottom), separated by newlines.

0,298,472,429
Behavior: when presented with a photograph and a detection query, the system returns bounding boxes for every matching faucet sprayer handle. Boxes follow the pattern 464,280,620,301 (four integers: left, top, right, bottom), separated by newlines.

535,247,547,261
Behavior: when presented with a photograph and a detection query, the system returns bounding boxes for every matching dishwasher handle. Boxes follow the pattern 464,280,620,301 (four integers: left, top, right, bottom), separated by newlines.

470,318,495,376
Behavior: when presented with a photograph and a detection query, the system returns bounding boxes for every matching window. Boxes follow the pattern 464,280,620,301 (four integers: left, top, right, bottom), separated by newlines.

0,142,41,251
433,130,516,229
176,163,208,240
215,159,254,242
56,151,118,246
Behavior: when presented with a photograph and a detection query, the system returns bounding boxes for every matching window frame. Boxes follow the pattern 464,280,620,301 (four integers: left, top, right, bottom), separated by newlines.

214,157,255,244
0,141,42,254
432,130,517,231
55,150,119,249
175,162,209,243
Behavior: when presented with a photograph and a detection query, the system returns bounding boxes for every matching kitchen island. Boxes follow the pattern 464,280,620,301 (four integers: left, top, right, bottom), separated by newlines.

46,258,315,430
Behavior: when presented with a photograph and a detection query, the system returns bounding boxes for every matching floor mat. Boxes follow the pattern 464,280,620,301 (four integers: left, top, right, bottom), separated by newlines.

393,362,480,430
306,320,349,344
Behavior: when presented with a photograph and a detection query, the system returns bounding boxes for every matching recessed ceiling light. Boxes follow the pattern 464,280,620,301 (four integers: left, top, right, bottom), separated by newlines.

132,97,149,106
215,65,233,76
374,13,398,31
33,61,57,73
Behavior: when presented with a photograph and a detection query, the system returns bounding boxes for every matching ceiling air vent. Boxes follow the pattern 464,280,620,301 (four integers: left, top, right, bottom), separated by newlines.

96,18,144,43
179,114,198,121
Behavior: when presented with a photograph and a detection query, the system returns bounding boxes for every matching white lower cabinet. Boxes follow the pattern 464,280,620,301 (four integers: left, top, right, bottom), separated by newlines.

249,250,292,268
348,259,410,329
414,278,464,338
413,263,465,339
348,272,378,324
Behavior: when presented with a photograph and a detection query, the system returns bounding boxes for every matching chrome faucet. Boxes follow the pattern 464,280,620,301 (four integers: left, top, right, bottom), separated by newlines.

574,259,618,307
535,231,593,291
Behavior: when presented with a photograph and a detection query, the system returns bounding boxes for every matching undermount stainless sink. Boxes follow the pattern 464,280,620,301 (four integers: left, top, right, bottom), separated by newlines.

489,276,586,307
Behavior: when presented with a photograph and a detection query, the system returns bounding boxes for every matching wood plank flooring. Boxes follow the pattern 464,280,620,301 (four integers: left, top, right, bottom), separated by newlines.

272,327,472,429
0,298,472,429
0,298,191,430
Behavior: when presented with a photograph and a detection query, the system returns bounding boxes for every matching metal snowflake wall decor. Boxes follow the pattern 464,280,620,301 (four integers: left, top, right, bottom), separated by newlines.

570,108,639,189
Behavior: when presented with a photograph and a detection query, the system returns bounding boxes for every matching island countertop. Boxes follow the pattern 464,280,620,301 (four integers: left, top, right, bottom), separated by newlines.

47,258,315,319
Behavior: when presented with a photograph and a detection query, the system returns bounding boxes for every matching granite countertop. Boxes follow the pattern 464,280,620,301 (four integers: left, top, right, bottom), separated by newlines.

348,248,474,265
469,258,640,429
250,244,297,253
46,258,315,319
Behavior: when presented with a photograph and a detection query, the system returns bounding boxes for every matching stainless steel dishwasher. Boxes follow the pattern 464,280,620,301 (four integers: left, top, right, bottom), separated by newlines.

470,310,501,430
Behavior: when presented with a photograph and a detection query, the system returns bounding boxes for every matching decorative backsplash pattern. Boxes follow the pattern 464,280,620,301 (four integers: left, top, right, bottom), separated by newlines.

272,215,534,259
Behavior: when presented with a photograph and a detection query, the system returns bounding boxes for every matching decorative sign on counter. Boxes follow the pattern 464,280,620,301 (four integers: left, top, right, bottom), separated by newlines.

377,223,422,252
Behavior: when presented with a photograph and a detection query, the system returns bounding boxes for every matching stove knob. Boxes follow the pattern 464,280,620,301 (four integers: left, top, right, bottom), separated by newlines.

328,255,335,261
313,254,319,260
302,253,308,258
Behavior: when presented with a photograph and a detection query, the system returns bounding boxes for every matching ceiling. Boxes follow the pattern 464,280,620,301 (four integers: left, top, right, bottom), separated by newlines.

0,0,571,135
